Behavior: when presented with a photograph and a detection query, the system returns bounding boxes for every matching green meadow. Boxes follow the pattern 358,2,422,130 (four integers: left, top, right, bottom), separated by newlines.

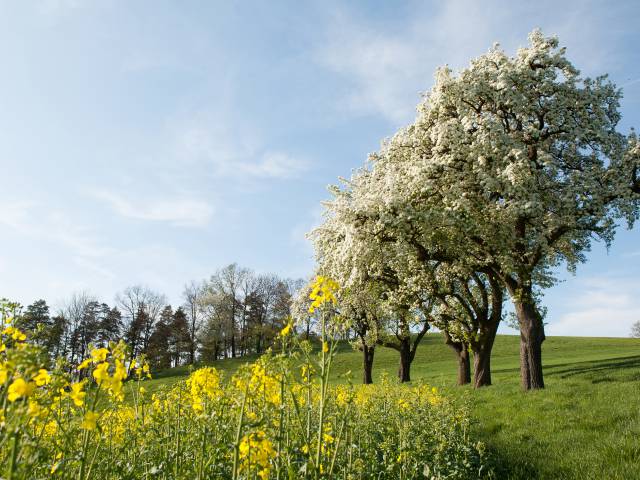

146,334,640,480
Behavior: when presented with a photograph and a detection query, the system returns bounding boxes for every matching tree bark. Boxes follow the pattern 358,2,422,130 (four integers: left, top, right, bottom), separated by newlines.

458,348,471,385
514,289,545,390
362,344,375,384
472,319,499,387
443,331,470,386
473,347,492,387
398,338,411,383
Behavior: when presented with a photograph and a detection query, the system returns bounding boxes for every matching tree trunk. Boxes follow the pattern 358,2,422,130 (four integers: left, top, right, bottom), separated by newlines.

472,321,499,388
398,338,411,383
444,334,470,386
458,348,471,385
473,348,491,387
514,292,545,390
362,344,375,384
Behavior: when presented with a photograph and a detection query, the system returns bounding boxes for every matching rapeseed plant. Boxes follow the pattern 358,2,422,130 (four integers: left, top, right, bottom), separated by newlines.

0,289,491,480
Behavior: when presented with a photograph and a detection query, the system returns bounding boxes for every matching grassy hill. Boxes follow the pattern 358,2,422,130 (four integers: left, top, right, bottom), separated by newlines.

145,334,640,479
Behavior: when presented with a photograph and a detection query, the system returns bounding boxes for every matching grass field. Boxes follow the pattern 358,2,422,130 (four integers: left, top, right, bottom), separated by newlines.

146,334,640,479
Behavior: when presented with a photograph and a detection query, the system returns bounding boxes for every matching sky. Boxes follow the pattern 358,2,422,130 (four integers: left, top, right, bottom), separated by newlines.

1,0,639,337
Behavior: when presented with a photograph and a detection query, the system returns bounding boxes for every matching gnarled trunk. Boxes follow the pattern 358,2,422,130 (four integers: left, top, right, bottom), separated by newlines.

473,347,492,387
457,348,471,386
514,289,545,390
398,338,412,383
362,344,375,384
472,320,499,388
444,332,470,386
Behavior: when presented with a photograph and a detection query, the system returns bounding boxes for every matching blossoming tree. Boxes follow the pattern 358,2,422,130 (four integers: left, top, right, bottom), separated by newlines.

370,30,640,389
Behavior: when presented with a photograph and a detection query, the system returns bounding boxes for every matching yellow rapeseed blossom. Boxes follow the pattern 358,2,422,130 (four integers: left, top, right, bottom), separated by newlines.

69,381,86,407
308,276,339,313
7,377,35,402
238,431,276,480
279,322,292,337
77,358,92,370
33,368,51,386
397,398,410,411
93,362,110,385
187,367,222,413
2,325,27,342
27,399,45,418
91,347,109,363
81,411,99,430
334,384,353,407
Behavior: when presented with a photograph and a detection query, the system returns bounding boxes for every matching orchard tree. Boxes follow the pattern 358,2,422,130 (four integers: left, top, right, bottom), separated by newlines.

311,172,434,383
432,270,504,387
368,30,640,389
335,287,386,384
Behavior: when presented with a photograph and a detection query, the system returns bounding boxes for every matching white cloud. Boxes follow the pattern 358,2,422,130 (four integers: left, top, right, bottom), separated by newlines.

177,120,308,180
0,200,113,259
316,0,629,124
91,189,214,228
316,2,509,123
546,275,640,337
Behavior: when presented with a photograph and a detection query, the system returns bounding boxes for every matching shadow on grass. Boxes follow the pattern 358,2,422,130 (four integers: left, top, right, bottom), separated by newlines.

544,355,640,382
482,445,579,480
488,355,640,379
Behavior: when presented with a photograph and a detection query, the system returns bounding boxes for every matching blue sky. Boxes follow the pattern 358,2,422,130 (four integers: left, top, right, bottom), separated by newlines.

1,0,639,336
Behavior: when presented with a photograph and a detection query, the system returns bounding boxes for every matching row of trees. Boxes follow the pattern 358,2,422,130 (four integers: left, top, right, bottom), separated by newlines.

304,30,640,390
12,264,303,370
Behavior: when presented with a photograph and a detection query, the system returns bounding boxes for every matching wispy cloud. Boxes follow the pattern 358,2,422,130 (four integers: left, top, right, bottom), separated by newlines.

0,200,112,259
91,189,214,228
546,275,640,337
315,0,631,124
177,119,308,180
315,2,510,123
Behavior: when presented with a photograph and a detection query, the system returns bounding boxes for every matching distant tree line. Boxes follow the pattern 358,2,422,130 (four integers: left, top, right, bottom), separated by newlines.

11,263,304,371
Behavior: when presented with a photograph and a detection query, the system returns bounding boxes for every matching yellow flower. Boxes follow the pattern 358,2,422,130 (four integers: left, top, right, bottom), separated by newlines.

2,326,27,342
50,452,63,474
27,400,44,417
280,322,292,337
77,358,92,370
187,367,222,412
397,398,410,411
33,369,51,386
44,421,58,437
69,381,86,407
90,347,109,363
308,276,339,313
322,341,329,353
238,431,276,479
93,362,110,385
7,377,35,402
81,411,99,430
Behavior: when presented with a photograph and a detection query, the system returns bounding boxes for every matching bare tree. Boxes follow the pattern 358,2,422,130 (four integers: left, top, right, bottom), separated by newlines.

116,285,166,356
182,280,205,364
62,291,97,364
